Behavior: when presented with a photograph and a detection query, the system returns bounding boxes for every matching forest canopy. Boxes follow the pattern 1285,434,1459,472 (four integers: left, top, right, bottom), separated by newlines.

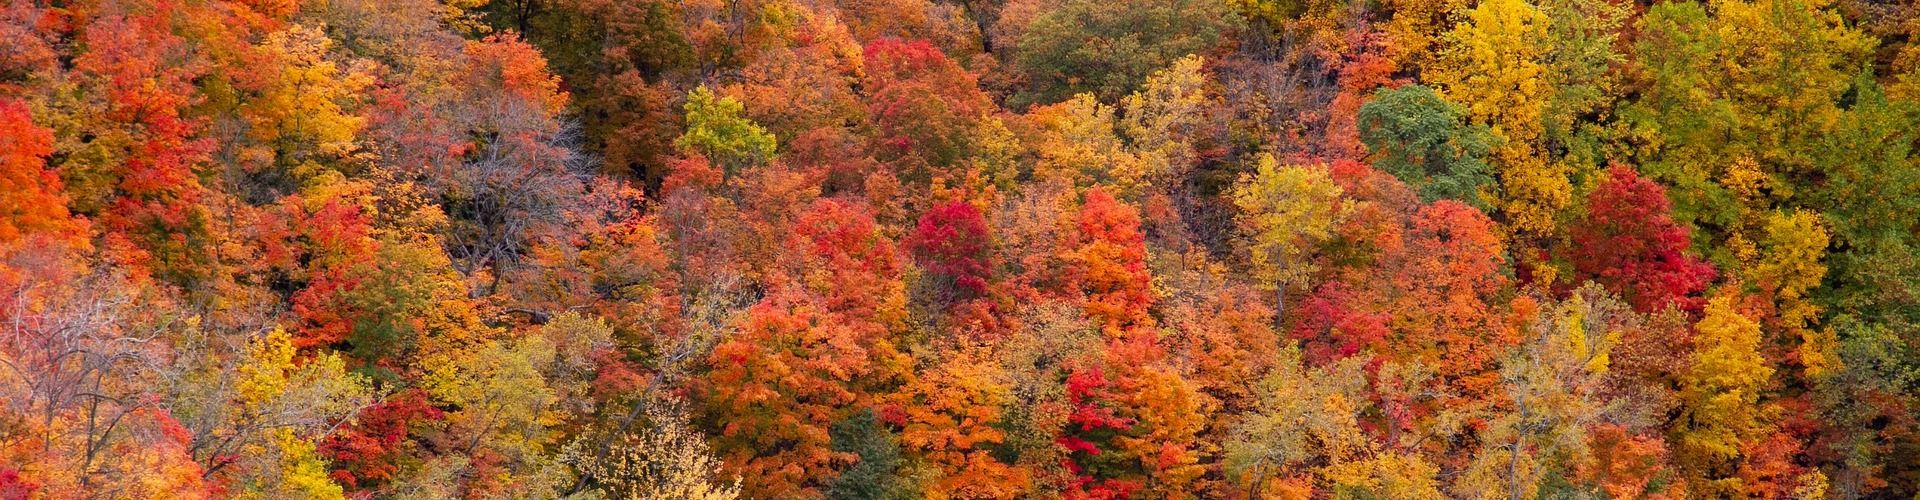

4,0,1920,497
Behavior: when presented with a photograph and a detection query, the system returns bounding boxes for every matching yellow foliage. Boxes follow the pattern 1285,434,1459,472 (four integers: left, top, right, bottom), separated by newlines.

242,429,347,500
1676,294,1774,492
1230,156,1350,293
1123,55,1215,185
1029,94,1150,197
237,328,300,409
1436,0,1551,145
1322,452,1447,499
1751,210,1834,376
1382,0,1474,73
246,25,374,178
1434,0,1570,240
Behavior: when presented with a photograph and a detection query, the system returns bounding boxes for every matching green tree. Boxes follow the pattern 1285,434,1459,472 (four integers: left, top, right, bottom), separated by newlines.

826,410,912,500
1357,85,1498,209
676,85,777,173
1622,0,1873,261
1011,0,1241,108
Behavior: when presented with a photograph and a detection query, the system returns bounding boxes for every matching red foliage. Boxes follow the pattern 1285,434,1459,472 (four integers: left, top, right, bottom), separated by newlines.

1057,365,1140,499
259,195,378,351
1290,281,1391,366
0,467,36,500
74,8,218,282
905,201,994,300
790,198,903,317
320,389,445,490
1565,165,1717,314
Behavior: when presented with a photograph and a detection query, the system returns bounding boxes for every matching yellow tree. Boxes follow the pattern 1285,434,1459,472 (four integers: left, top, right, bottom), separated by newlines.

194,327,372,498
1225,347,1446,498
1230,156,1350,317
1382,0,1474,74
1747,210,1833,376
420,333,566,493
1026,94,1149,198
1121,54,1217,188
236,24,373,181
1455,287,1630,499
1674,294,1775,496
1433,0,1570,246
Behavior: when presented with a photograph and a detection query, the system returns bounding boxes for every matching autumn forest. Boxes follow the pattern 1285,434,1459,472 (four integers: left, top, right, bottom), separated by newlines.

3,0,1920,497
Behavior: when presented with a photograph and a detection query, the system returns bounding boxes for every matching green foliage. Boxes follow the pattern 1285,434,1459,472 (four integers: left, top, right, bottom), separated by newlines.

1810,77,1920,328
1622,0,1875,260
676,85,777,172
1357,85,1498,209
827,410,913,500
1011,0,1242,108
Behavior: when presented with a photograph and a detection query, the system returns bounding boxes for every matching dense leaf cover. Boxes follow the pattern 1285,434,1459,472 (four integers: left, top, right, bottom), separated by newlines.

3,0,1920,497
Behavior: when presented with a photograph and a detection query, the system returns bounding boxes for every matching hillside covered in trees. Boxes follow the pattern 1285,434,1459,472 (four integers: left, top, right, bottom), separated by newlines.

5,0,1920,497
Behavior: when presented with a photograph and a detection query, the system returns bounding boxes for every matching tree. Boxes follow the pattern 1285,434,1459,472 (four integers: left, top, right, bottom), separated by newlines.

1674,294,1775,496
1389,200,1514,407
0,99,81,244
701,300,874,496
1010,0,1241,108
1230,156,1350,317
235,24,374,185
905,200,995,301
825,409,912,500
700,196,913,496
1576,424,1680,499
172,327,372,494
1747,210,1832,375
677,86,777,173
1054,365,1142,499
1223,347,1373,496
1564,165,1717,314
476,0,696,179
320,390,444,492
1357,85,1498,209
1810,77,1920,332
1120,54,1219,186
862,37,992,179
1026,94,1150,197
1622,0,1873,257
1379,0,1471,74
1455,286,1630,499
1536,0,1626,147
1433,0,1570,241
66,7,220,288
561,397,740,500
1071,188,1153,333
894,346,1027,498
420,334,564,492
